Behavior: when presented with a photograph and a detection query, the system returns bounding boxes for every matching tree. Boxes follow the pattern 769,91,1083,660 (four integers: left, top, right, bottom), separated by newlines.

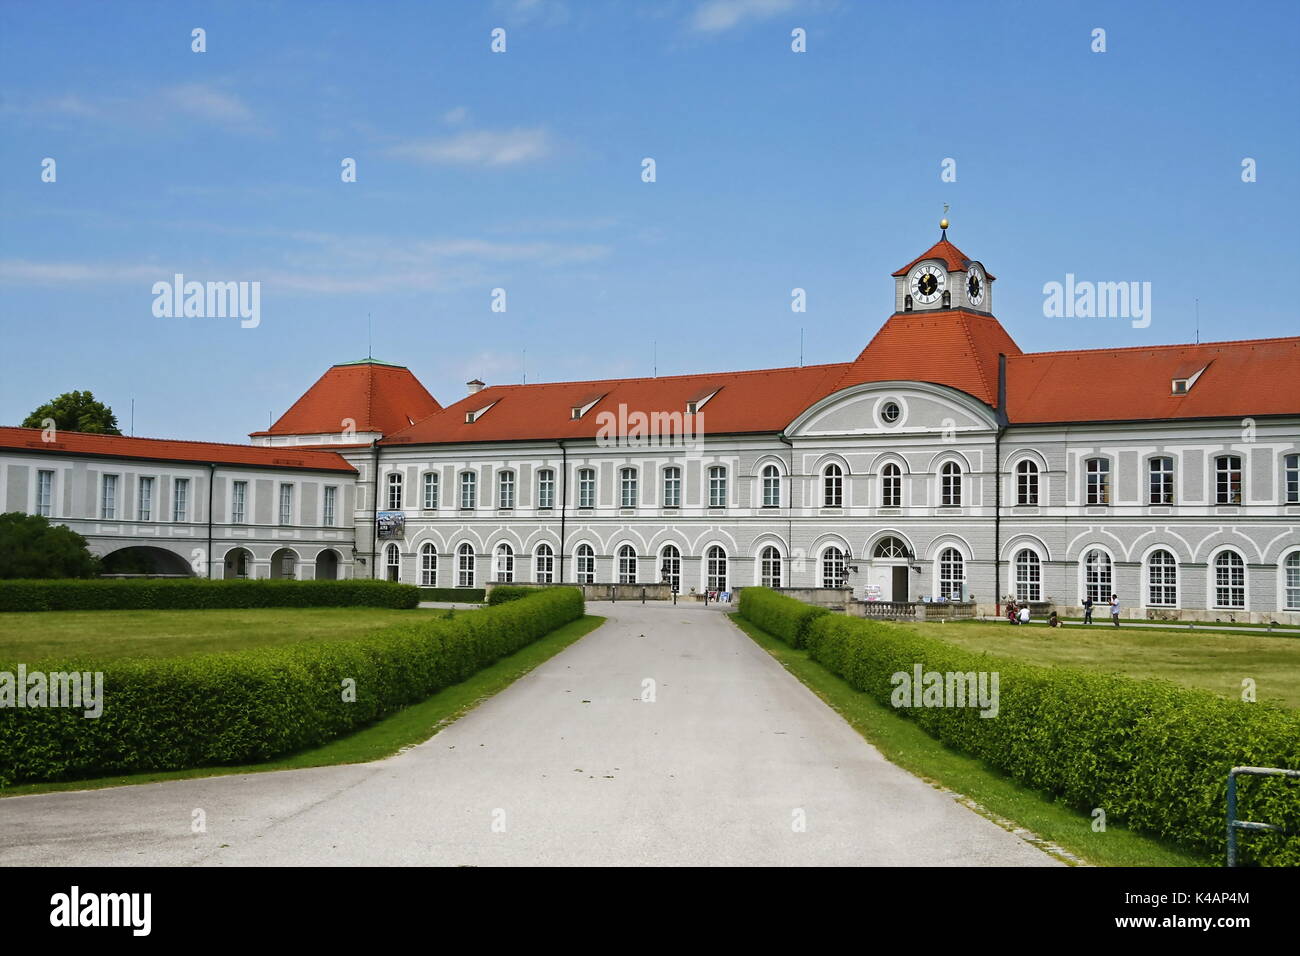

0,513,100,579
22,390,121,435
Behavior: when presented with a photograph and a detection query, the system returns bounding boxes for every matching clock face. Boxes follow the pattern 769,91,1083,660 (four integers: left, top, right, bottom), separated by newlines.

966,267,985,305
909,264,946,304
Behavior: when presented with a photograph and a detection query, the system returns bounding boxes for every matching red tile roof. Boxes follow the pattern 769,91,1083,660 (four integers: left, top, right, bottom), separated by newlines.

1006,337,1300,424
833,309,1023,407
892,236,994,279
381,363,852,446
0,427,357,472
249,360,440,438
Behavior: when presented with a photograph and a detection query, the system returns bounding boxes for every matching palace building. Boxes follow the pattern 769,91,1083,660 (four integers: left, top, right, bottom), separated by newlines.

4,226,1299,622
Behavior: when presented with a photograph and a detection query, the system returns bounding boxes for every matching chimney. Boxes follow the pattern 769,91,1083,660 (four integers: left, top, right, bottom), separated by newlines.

466,378,485,396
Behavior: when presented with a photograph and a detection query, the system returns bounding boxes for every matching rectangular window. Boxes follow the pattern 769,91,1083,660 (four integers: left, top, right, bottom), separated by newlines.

137,476,153,521
498,471,515,509
1216,455,1242,504
1285,555,1300,610
101,474,118,519
36,470,54,517
620,468,638,508
231,480,247,524
663,467,681,508
1286,454,1299,504
1086,458,1110,505
537,469,555,509
578,468,595,509
323,486,337,526
1148,457,1174,505
708,466,727,508
173,478,189,522
386,473,403,511
460,472,477,509
423,472,439,510
279,483,293,525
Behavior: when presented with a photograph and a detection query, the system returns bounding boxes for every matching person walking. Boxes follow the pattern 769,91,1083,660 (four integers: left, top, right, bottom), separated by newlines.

1110,594,1121,628
1081,595,1094,624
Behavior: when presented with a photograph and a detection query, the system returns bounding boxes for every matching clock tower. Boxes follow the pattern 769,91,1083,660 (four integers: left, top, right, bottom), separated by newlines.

891,219,994,314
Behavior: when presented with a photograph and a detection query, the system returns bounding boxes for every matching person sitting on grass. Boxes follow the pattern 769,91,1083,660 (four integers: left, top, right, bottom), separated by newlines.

1007,600,1019,624
1048,610,1061,628
1018,604,1030,626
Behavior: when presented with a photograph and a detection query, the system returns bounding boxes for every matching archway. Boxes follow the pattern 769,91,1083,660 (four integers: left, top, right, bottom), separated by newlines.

99,546,194,577
316,549,339,581
225,547,253,579
270,548,298,580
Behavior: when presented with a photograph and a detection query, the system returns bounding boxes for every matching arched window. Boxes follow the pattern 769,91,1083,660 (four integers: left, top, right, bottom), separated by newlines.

822,546,846,588
760,545,782,588
386,472,403,510
823,463,843,508
620,468,638,508
1148,457,1174,505
939,548,964,600
495,543,515,582
940,462,962,507
1015,460,1039,506
880,463,901,508
1085,458,1110,505
662,466,682,508
536,469,555,509
535,543,554,584
761,465,781,508
420,542,438,587
1083,549,1112,605
422,472,439,510
874,536,908,559
497,470,515,509
385,542,400,582
708,466,728,508
1214,551,1245,608
1215,455,1243,504
577,468,596,509
459,471,477,509
1014,549,1041,602
706,545,728,591
576,543,595,584
1147,549,1176,607
660,545,681,592
457,543,476,588
618,544,637,584
1284,552,1300,610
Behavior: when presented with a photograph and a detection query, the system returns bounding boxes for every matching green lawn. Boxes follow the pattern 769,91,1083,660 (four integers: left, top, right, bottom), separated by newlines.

2,614,605,797
0,606,462,662
913,620,1300,708
731,614,1208,867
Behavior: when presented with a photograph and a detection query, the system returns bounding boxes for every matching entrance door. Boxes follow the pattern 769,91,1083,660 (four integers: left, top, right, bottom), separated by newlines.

892,566,909,602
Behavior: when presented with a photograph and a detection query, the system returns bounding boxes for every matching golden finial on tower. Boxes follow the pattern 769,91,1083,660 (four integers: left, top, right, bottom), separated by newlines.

940,203,949,232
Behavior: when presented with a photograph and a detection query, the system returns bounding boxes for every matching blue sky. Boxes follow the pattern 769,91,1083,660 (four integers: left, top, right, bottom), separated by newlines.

2,0,1297,442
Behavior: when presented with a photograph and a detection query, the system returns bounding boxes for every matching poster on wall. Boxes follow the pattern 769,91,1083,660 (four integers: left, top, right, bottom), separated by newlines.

863,584,882,602
376,511,405,539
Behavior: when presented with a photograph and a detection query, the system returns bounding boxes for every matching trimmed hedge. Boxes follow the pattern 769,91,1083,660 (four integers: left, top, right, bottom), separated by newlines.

487,585,544,606
0,587,584,786
0,578,420,612
737,585,829,648
417,587,486,604
738,587,1300,866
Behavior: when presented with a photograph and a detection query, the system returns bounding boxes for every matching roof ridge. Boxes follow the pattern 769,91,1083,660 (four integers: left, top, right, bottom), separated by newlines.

452,361,852,392
0,425,277,451
1014,335,1300,359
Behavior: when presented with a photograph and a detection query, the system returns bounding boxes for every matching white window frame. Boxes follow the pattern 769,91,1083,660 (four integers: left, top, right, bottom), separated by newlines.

617,544,637,584
705,545,728,591
708,466,727,508
577,468,596,509
279,482,293,525
1148,456,1175,505
460,471,477,510
759,545,782,587
660,545,681,591
1215,455,1242,505
1211,548,1246,609
323,485,337,527
537,469,555,510
387,472,403,511
662,466,681,508
36,469,54,517
534,543,554,583
423,472,439,510
457,543,476,588
231,480,247,524
880,463,902,508
498,470,515,510
173,477,189,522
495,542,514,582
575,543,595,584
1014,549,1041,602
1085,457,1110,506
761,465,780,508
938,547,964,600
420,543,437,587
101,474,118,520
1015,460,1038,506
1146,548,1178,607
939,461,962,507
823,464,843,508
619,467,638,509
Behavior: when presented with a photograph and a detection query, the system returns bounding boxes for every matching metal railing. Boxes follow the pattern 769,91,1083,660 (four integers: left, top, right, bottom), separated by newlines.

1226,765,1300,866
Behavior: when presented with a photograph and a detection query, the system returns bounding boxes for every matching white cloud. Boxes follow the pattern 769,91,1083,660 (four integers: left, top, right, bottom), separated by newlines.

442,106,470,124
690,0,796,32
387,128,551,167
162,84,254,124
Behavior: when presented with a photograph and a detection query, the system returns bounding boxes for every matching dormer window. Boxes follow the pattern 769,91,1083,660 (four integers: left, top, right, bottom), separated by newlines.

464,400,497,424
1170,363,1209,395
465,411,477,423
569,393,605,421
570,407,582,420
686,401,698,414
